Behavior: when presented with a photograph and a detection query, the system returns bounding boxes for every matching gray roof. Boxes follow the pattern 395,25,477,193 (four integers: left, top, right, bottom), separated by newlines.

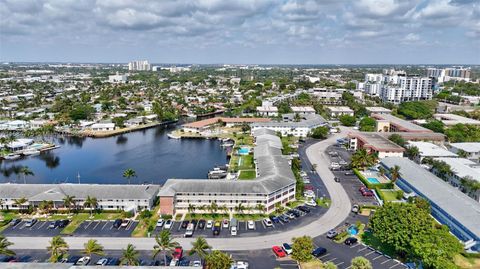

159,128,296,196
381,157,480,239
0,184,159,201
251,114,326,128
373,113,431,132
252,128,276,136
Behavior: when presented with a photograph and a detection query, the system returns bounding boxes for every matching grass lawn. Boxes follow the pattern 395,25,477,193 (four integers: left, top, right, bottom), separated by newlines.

286,200,306,209
300,260,324,269
233,214,267,221
361,231,397,257
0,211,21,232
184,213,229,221
380,189,399,202
132,205,160,238
238,170,256,180
60,212,123,235
454,254,480,269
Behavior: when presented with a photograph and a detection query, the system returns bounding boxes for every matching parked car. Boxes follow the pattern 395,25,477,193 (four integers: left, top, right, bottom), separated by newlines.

282,243,293,255
181,220,189,229
185,223,195,237
62,256,81,264
9,219,21,227
58,219,69,228
247,220,255,230
96,258,109,266
25,219,37,227
326,229,338,239
263,218,273,227
269,216,280,223
113,219,122,228
272,246,286,258
312,247,327,257
351,204,360,214
362,190,374,197
172,247,183,260
206,220,213,229
48,221,59,229
278,215,289,223
156,219,164,227
304,185,314,191
230,226,237,236
192,260,202,267
334,176,340,182
345,171,354,176
198,219,206,229
213,221,221,235
305,199,317,207
344,237,358,245
234,260,249,269
298,206,311,213
191,219,198,227
222,219,229,229
286,212,296,219
120,219,130,228
164,219,173,229
106,258,120,266
75,257,90,266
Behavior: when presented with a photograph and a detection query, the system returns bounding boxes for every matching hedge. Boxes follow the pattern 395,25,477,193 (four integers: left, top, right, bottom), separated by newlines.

353,168,394,189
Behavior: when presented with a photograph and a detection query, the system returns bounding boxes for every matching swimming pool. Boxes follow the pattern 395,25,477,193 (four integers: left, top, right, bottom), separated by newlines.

238,147,249,155
367,177,380,184
348,225,358,235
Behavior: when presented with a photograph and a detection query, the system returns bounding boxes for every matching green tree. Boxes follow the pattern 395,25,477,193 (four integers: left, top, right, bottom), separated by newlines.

359,117,376,132
389,165,401,183
19,166,34,184
152,230,180,265
63,195,76,213
324,261,338,269
339,114,356,126
351,256,372,269
205,250,233,269
0,235,15,256
406,146,420,160
189,236,211,260
122,168,137,184
83,196,98,217
69,104,95,121
291,235,314,262
445,124,480,142
82,239,104,258
121,244,139,266
388,134,406,147
422,120,445,133
397,101,436,119
350,149,378,169
47,236,69,262
310,126,329,139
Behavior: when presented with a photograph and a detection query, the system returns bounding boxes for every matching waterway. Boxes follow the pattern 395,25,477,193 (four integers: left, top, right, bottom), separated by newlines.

0,125,228,184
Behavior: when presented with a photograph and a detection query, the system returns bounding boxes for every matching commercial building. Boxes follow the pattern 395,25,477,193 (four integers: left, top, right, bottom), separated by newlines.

449,143,480,161
325,106,354,118
426,67,471,83
433,113,480,126
0,184,160,212
381,157,480,251
108,73,128,83
309,88,343,103
348,132,405,158
407,141,458,163
433,157,480,202
128,60,151,71
372,114,432,133
157,128,296,215
251,114,326,137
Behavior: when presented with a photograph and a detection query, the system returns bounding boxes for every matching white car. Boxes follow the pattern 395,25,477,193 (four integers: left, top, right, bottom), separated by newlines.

193,260,202,267
300,171,307,177
96,258,108,266
235,261,249,269
156,219,164,227
222,219,229,229
230,226,237,236
263,218,273,227
164,219,173,229
305,199,317,207
206,220,213,229
247,220,255,230
304,191,315,199
75,256,90,266
120,219,130,228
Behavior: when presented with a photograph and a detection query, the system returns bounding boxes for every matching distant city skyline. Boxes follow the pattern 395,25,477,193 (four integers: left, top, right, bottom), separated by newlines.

1,0,479,64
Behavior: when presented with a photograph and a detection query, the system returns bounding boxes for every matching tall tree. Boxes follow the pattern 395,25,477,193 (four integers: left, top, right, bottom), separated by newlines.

189,237,211,260
389,165,401,183
82,239,104,258
47,236,69,262
120,244,139,266
152,230,180,266
63,195,76,213
0,235,15,256
13,197,28,212
205,250,233,269
122,168,137,185
19,166,34,184
291,235,314,262
83,196,98,217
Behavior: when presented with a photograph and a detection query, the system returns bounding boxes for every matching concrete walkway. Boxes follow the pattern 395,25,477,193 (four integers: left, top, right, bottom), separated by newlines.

7,130,351,251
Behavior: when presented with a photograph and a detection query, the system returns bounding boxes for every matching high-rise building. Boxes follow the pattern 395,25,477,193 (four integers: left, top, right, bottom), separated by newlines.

426,66,471,83
128,60,151,71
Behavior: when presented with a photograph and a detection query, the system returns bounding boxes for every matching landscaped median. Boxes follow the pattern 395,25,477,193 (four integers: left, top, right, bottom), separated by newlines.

60,212,125,235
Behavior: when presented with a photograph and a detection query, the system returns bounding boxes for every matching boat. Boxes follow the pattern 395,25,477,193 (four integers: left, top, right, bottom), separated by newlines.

23,149,40,156
208,167,228,179
167,133,180,139
221,142,234,147
3,154,21,160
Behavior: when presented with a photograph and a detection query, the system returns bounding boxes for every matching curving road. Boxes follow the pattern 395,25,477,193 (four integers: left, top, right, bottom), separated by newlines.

7,129,351,251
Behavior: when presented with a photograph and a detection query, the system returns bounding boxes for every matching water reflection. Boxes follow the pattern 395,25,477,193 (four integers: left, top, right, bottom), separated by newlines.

116,135,128,145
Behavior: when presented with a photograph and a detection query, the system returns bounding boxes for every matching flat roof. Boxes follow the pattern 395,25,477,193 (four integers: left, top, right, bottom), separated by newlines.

183,117,271,128
291,106,315,112
251,114,326,129
434,157,480,182
349,132,405,152
372,114,432,133
378,132,445,142
326,106,353,112
408,141,458,158
449,142,480,153
433,113,480,126
381,157,480,239
366,107,392,113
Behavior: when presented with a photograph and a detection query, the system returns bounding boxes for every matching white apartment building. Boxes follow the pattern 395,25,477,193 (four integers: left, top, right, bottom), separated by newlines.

433,157,480,202
256,100,278,117
108,73,128,83
427,67,471,83
325,106,354,118
128,60,151,71
251,114,326,137
449,143,480,161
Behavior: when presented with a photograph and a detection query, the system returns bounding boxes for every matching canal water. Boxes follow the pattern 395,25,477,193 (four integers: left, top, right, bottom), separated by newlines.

0,125,228,184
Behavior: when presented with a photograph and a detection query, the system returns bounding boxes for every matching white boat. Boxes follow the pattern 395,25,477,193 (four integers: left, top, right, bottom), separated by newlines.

23,149,40,156
167,133,180,139
3,154,21,160
221,142,234,147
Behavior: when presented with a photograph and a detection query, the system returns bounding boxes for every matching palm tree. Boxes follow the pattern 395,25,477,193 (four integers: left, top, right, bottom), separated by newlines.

39,200,54,215
389,165,401,183
209,202,218,215
188,204,196,215
189,237,211,260
123,168,137,185
13,197,28,213
47,236,69,263
19,166,34,184
63,195,76,214
120,244,139,266
255,203,266,213
457,149,469,158
378,166,386,177
234,203,246,214
406,146,420,161
83,239,104,258
0,235,15,256
83,196,98,217
350,149,370,169
205,250,233,269
152,230,180,265
221,205,229,214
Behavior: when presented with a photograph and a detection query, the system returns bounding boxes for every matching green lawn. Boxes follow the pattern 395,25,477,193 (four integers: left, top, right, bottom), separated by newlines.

380,189,399,202
0,211,21,232
233,214,267,221
238,170,256,180
132,205,160,238
238,154,254,170
184,213,229,221
60,212,124,235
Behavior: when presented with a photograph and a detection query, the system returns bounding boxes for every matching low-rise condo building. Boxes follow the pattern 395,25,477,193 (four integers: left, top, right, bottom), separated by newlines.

251,114,326,137
372,113,432,133
433,113,480,126
325,106,354,118
449,142,480,161
348,132,405,158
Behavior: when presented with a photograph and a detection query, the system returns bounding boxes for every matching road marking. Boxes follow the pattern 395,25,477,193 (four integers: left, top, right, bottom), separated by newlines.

389,264,401,269
381,259,392,265
92,221,101,230
357,246,368,252
319,253,330,259
101,221,109,230
345,266,351,269
335,262,344,266
373,255,384,261
325,258,337,263
350,244,360,249
364,250,375,257
37,222,46,229
126,221,134,230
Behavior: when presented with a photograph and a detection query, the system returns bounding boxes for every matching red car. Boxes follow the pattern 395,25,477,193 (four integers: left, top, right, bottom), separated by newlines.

272,246,286,258
304,185,314,191
362,190,374,197
359,186,368,192
172,247,183,260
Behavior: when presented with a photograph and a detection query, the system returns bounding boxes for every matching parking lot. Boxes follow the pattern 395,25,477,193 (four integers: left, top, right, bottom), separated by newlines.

73,220,138,237
2,220,63,237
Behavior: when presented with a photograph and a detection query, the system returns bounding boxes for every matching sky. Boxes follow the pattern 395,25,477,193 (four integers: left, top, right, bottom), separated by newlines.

0,0,479,64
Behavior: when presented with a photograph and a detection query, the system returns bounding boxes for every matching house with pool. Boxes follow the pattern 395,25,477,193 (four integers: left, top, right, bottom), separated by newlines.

158,128,296,215
381,157,480,251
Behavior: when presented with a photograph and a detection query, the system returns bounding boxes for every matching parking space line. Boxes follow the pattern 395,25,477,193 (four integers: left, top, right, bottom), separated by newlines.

319,253,330,259
92,221,101,230
381,259,393,265
364,251,376,257
37,222,46,229
325,258,337,263
101,221,109,230
335,262,344,266
389,264,401,269
84,221,92,229
372,255,384,261
126,221,134,231
350,244,360,249
357,246,368,252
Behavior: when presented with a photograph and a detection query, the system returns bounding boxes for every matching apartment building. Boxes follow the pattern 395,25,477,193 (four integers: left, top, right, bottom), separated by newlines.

128,60,151,71
427,67,471,83
251,114,326,137
348,132,405,158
